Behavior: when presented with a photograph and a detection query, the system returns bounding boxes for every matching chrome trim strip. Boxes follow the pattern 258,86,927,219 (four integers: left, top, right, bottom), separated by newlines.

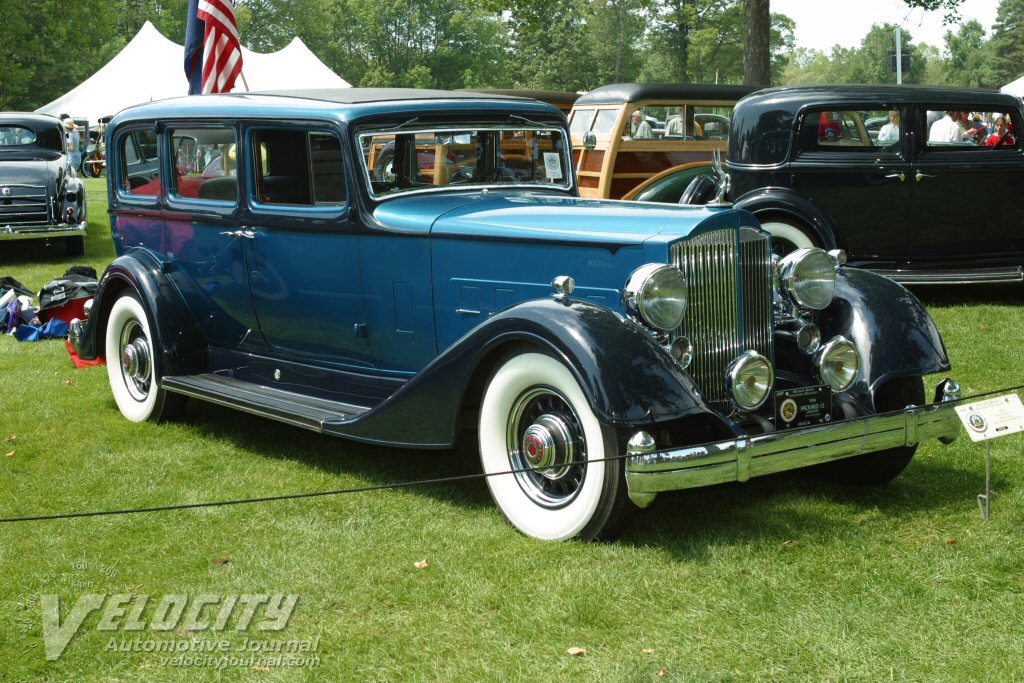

626,399,961,496
868,267,1024,285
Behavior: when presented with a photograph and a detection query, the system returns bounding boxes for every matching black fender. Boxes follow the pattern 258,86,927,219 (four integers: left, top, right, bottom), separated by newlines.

733,188,838,249
77,250,208,379
819,268,950,409
335,298,722,447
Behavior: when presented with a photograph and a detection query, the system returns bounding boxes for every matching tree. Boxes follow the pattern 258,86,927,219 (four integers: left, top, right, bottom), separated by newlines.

989,0,1024,85
943,20,996,87
743,0,769,85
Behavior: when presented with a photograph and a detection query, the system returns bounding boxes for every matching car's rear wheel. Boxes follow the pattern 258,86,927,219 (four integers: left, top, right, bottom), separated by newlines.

815,376,925,485
478,351,634,541
105,291,186,423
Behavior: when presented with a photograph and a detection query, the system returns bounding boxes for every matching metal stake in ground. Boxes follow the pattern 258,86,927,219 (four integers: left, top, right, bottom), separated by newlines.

954,393,1024,521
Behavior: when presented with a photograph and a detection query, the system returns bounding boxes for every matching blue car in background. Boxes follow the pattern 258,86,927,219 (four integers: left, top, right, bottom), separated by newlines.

72,89,963,541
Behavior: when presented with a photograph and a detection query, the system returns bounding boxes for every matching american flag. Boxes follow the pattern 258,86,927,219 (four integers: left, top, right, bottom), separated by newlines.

184,0,243,95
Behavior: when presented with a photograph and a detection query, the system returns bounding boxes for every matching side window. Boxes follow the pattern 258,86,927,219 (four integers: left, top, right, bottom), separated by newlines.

925,109,1017,149
250,129,346,206
168,127,237,203
592,109,619,139
119,128,159,197
798,109,895,153
568,108,595,138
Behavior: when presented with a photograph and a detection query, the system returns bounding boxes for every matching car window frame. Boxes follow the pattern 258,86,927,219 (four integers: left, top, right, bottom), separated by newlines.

113,124,162,204
915,103,1023,160
165,123,240,209
793,105,908,162
243,121,351,225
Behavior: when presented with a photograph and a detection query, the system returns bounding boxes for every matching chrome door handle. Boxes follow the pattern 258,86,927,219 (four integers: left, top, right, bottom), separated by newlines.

885,172,905,182
220,229,256,239
915,171,935,182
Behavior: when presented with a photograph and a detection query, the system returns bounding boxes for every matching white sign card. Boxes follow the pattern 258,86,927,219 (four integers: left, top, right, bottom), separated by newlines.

543,153,563,180
955,394,1024,443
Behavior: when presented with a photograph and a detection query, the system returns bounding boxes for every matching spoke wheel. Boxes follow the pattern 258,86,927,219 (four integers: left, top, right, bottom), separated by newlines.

105,291,185,423
479,351,635,541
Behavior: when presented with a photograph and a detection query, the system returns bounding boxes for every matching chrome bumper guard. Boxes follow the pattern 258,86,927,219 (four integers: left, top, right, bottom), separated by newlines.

625,384,963,508
0,221,87,240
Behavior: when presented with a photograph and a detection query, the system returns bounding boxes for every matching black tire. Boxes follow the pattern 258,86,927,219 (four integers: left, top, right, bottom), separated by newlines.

105,290,187,423
65,236,85,256
478,351,635,541
815,376,926,485
373,143,396,181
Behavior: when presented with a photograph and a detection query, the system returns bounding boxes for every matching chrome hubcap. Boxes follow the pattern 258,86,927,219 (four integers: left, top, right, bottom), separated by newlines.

507,387,586,509
119,320,151,401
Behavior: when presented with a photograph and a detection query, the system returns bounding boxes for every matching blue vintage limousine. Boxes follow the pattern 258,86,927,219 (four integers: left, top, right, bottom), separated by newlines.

72,89,962,540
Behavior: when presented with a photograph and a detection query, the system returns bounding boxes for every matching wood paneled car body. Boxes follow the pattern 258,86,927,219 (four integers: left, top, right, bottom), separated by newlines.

568,83,755,201
687,85,1024,284
71,89,964,541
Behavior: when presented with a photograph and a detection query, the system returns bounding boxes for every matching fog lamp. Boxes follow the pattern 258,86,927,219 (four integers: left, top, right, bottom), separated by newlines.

815,336,860,392
726,351,773,411
668,336,693,369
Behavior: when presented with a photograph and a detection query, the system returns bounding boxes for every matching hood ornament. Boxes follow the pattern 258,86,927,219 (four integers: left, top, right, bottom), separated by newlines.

707,149,731,206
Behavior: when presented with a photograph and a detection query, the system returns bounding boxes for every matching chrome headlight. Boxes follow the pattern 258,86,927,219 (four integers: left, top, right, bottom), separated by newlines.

777,248,837,310
815,336,860,392
726,351,774,411
623,264,687,331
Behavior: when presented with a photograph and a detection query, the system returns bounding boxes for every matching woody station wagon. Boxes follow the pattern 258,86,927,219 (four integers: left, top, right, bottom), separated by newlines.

568,83,755,201
72,88,964,541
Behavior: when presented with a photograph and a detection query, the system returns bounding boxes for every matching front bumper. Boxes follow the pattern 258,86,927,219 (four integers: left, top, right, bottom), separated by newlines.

0,221,87,240
625,387,962,507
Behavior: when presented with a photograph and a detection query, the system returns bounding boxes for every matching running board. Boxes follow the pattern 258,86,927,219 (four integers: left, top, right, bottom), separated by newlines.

162,373,369,433
868,266,1024,285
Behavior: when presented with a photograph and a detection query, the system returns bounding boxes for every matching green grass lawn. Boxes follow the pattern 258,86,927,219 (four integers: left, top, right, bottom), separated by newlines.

2,177,1024,681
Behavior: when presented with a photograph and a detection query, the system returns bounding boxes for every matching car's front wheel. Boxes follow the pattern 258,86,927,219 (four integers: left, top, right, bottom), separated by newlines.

816,376,925,485
478,351,634,541
105,291,186,423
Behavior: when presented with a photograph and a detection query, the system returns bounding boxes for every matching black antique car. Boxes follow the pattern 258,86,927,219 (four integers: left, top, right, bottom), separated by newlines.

685,85,1024,284
0,113,87,255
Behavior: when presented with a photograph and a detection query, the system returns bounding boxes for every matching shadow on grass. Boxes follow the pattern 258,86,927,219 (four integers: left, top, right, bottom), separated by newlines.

908,283,1024,308
623,457,989,557
181,401,493,510
176,400,987,549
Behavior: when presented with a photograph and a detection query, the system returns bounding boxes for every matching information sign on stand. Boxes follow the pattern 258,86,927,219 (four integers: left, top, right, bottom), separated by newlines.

954,394,1024,520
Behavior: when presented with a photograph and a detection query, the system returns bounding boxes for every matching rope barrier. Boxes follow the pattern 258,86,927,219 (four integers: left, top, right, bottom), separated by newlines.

3,384,1018,525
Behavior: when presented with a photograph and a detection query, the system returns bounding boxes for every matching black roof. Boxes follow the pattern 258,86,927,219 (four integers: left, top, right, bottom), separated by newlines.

0,113,63,131
742,84,1016,108
459,88,579,104
576,83,757,105
245,87,528,105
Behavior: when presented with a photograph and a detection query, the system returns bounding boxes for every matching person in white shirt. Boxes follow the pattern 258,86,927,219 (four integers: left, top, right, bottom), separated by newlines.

877,110,900,144
929,111,968,143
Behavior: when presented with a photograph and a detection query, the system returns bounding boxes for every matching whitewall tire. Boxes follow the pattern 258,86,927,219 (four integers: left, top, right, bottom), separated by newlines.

759,219,817,256
478,352,633,541
105,291,184,423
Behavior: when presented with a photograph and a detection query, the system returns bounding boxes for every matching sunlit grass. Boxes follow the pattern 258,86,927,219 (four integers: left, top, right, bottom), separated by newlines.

2,179,1023,680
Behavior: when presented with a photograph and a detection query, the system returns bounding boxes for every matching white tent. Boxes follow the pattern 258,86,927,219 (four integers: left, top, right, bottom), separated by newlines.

1001,75,1024,98
36,21,350,123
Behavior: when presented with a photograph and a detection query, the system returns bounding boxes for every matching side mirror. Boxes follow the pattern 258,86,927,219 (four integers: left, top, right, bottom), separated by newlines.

582,131,597,151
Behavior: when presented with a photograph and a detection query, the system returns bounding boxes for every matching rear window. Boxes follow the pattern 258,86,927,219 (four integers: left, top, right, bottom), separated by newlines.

798,109,899,153
0,126,36,146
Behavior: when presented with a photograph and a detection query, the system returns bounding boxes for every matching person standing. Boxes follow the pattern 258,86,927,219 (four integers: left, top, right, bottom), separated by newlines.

61,115,82,172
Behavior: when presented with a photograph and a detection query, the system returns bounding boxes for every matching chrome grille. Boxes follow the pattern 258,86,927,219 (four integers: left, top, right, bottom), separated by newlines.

671,227,773,408
0,184,50,226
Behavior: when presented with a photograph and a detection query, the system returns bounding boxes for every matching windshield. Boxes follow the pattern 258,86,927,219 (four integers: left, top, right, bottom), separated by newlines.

359,126,572,199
